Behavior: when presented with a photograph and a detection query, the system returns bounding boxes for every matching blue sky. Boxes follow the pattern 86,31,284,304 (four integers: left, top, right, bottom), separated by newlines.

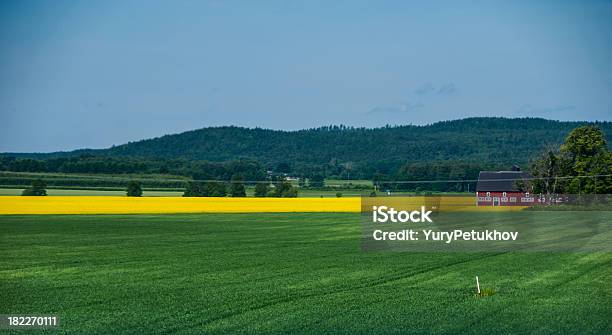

1,0,611,152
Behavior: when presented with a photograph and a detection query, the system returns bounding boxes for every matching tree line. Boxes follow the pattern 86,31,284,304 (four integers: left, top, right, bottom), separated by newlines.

5,119,611,195
21,176,300,197
0,156,266,182
7,118,611,180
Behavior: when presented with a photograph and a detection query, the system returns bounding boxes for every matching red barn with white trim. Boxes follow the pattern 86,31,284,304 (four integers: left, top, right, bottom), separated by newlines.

476,169,535,206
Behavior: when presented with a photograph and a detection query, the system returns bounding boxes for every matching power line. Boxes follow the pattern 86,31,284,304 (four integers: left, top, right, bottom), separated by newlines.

372,174,612,184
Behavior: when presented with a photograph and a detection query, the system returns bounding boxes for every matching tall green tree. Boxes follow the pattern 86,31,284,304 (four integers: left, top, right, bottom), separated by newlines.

531,150,562,195
21,179,47,196
254,183,269,197
230,175,246,197
183,181,205,197
560,126,611,194
274,178,298,197
126,180,143,197
205,182,227,197
531,126,611,194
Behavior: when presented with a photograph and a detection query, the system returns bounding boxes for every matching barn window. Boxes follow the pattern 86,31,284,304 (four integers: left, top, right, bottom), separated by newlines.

502,192,507,197
486,192,490,197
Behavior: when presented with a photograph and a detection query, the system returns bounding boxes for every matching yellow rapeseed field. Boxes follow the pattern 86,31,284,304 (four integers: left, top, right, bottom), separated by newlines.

0,196,360,214
0,196,525,214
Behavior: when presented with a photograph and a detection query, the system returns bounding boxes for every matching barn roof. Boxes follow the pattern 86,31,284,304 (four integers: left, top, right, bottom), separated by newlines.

476,171,530,192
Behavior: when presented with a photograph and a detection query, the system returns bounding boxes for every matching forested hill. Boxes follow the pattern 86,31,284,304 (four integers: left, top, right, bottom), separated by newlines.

6,117,612,178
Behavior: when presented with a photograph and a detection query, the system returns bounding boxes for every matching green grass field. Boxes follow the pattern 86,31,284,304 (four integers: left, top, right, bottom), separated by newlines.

324,179,373,187
1,213,610,334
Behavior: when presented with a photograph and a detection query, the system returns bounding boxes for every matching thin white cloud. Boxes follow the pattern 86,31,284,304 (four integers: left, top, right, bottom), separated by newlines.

367,102,424,115
517,104,576,115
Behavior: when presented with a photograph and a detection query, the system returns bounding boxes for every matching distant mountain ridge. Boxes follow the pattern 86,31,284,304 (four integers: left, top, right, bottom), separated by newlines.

6,117,612,174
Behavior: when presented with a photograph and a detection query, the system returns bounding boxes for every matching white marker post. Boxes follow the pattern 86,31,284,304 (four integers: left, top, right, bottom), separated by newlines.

475,276,481,294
